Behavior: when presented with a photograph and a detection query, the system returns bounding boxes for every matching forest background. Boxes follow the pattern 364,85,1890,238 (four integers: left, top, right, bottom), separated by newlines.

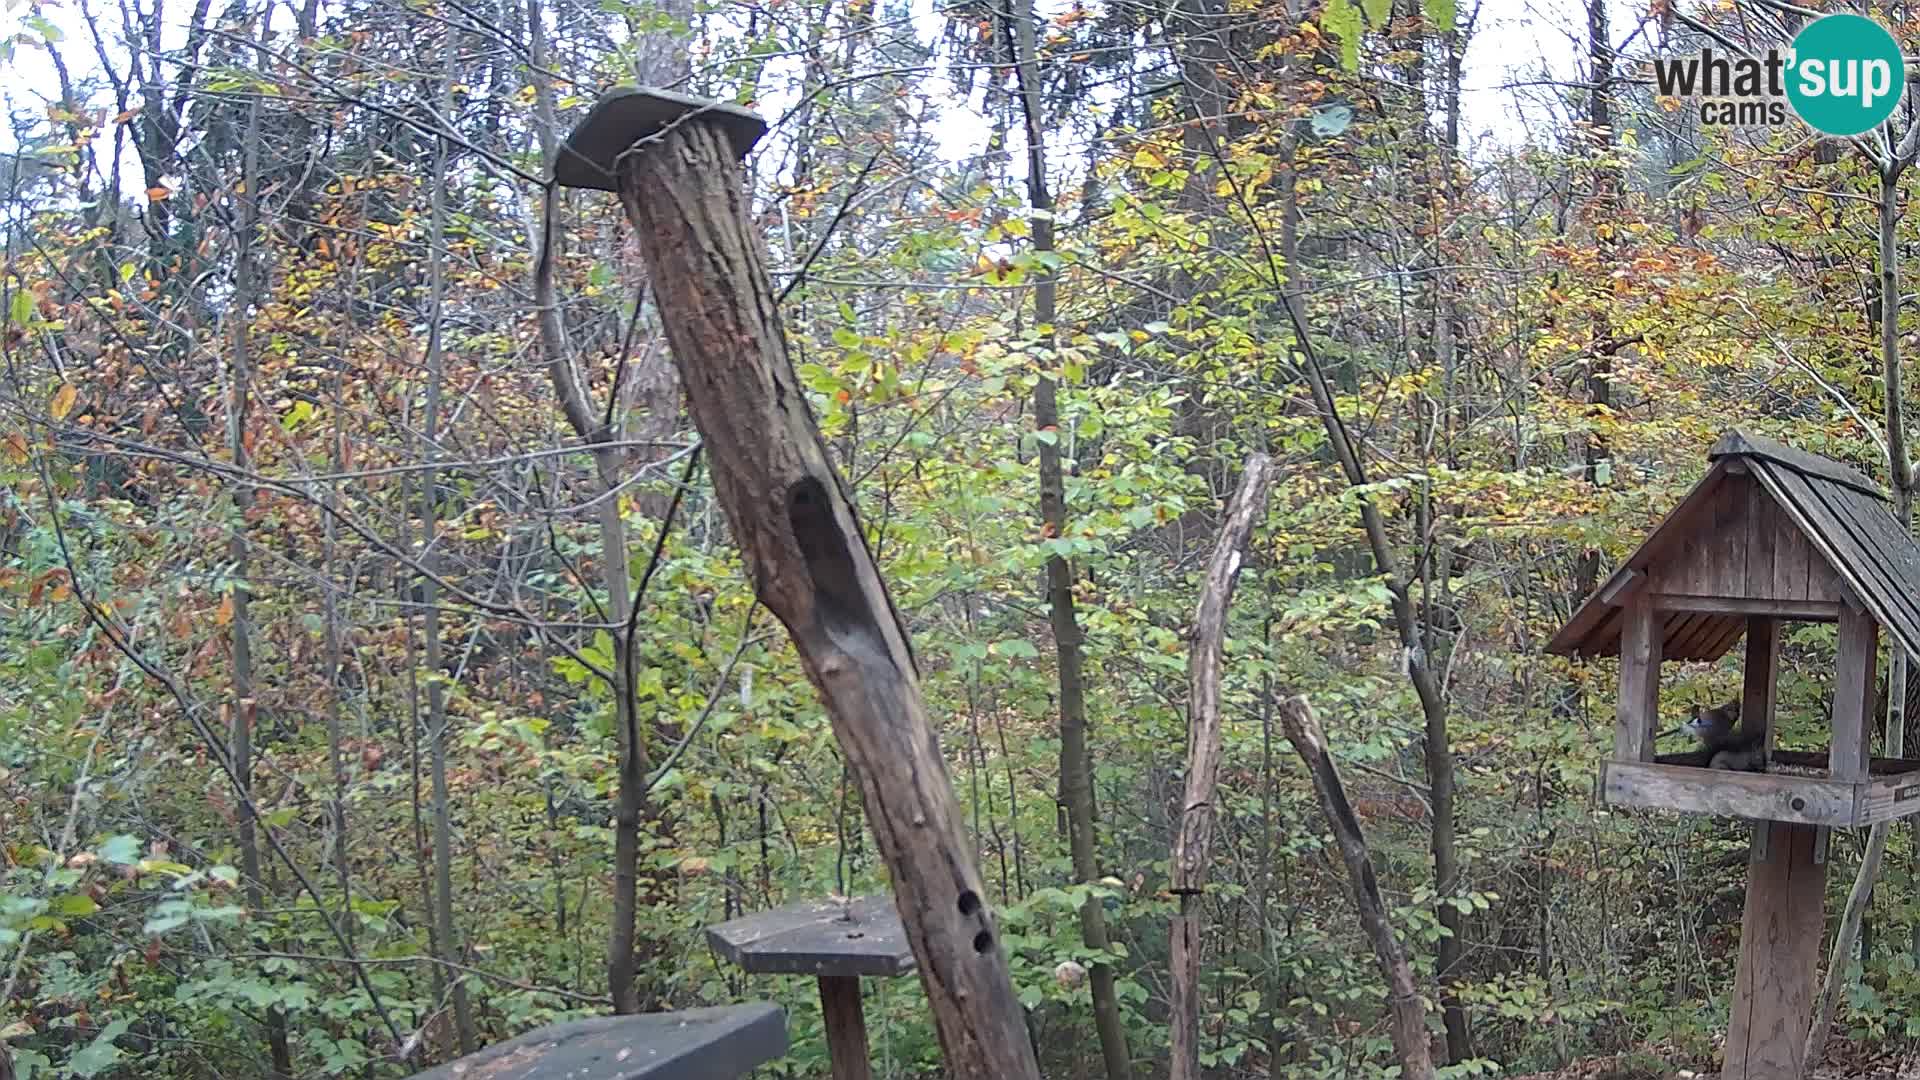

5,0,1919,1076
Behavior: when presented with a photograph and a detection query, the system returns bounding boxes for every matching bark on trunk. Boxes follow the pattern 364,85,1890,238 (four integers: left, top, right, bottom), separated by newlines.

525,0,687,1010
1170,454,1275,1080
613,116,1040,1080
228,10,292,1071
1279,695,1434,1080
1006,2,1133,1075
1807,160,1914,1070
420,71,477,1053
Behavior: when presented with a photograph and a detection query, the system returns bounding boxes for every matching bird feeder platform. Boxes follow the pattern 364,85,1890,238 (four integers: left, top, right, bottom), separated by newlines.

1606,750,1920,827
707,897,914,1080
404,1003,786,1080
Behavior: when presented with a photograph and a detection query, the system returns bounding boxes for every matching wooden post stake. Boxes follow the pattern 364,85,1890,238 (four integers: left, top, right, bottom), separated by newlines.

818,976,872,1080
1725,821,1827,1080
569,92,1041,1080
1170,452,1274,1080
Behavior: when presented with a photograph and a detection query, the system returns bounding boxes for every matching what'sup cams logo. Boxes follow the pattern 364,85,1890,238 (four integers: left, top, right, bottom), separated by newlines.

1652,13,1905,136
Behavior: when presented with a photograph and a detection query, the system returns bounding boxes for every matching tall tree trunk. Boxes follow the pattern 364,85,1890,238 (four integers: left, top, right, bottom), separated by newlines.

1576,0,1616,601
228,9,292,1073
323,275,353,951
1007,3,1132,1077
420,49,477,1053
1280,273,1464,1063
525,0,689,1011
1807,160,1913,1069
1272,91,1466,1059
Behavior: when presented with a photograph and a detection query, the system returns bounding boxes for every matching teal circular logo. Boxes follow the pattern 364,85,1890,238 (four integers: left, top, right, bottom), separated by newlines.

1786,15,1904,136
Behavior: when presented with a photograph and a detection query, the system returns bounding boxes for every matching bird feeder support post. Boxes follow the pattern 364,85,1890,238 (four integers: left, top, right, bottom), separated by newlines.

818,976,872,1080
1724,821,1827,1080
569,93,1040,1080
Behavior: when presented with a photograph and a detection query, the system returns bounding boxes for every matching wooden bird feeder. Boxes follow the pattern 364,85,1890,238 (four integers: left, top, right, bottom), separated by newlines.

1549,428,1920,1080
707,896,915,1080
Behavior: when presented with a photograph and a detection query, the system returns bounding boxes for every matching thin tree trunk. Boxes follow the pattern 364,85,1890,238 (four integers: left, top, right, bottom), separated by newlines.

1006,3,1131,1076
1272,112,1467,1059
1170,454,1275,1080
323,283,353,950
1279,696,1434,1080
1577,0,1617,599
1807,160,1913,1069
525,0,686,1010
228,8,292,1072
420,55,477,1053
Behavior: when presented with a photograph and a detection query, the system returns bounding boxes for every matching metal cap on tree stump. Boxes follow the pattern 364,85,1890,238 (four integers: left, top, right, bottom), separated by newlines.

554,87,767,191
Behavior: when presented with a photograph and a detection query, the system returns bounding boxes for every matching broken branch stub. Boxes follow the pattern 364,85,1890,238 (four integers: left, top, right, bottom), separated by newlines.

602,103,1040,1080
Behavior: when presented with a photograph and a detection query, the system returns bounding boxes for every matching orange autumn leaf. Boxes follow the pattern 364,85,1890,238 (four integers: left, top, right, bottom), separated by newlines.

4,433,27,463
146,185,172,202
215,593,234,626
50,383,77,421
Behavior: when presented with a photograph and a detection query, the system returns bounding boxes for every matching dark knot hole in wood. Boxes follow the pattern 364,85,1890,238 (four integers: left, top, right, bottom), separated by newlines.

957,889,981,916
786,476,891,667
972,930,993,954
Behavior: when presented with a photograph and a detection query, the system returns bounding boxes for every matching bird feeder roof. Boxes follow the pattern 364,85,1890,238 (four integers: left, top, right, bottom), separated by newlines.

1548,428,1920,664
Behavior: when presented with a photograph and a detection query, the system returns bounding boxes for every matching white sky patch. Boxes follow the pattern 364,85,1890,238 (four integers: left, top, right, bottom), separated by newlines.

2,0,1604,196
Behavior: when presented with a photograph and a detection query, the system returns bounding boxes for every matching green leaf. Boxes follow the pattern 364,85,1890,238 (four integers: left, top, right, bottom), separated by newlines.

1360,0,1390,27
25,14,64,43
280,399,315,433
97,834,141,865
9,290,31,328
1310,105,1353,137
1323,0,1362,70
1424,0,1455,31
49,894,98,917
69,1019,130,1078
990,639,1040,660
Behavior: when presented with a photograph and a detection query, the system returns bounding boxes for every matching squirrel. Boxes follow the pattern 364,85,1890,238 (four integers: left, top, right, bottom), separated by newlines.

1678,699,1766,771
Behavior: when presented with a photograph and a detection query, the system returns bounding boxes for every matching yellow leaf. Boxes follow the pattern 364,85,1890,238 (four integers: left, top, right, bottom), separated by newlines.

4,432,27,463
50,383,77,421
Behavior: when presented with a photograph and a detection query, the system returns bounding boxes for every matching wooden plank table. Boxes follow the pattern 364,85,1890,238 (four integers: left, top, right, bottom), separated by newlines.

406,1003,786,1080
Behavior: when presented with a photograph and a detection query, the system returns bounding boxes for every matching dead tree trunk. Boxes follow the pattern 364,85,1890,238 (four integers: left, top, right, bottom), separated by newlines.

605,105,1041,1080
1170,453,1274,1080
1279,695,1435,1080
